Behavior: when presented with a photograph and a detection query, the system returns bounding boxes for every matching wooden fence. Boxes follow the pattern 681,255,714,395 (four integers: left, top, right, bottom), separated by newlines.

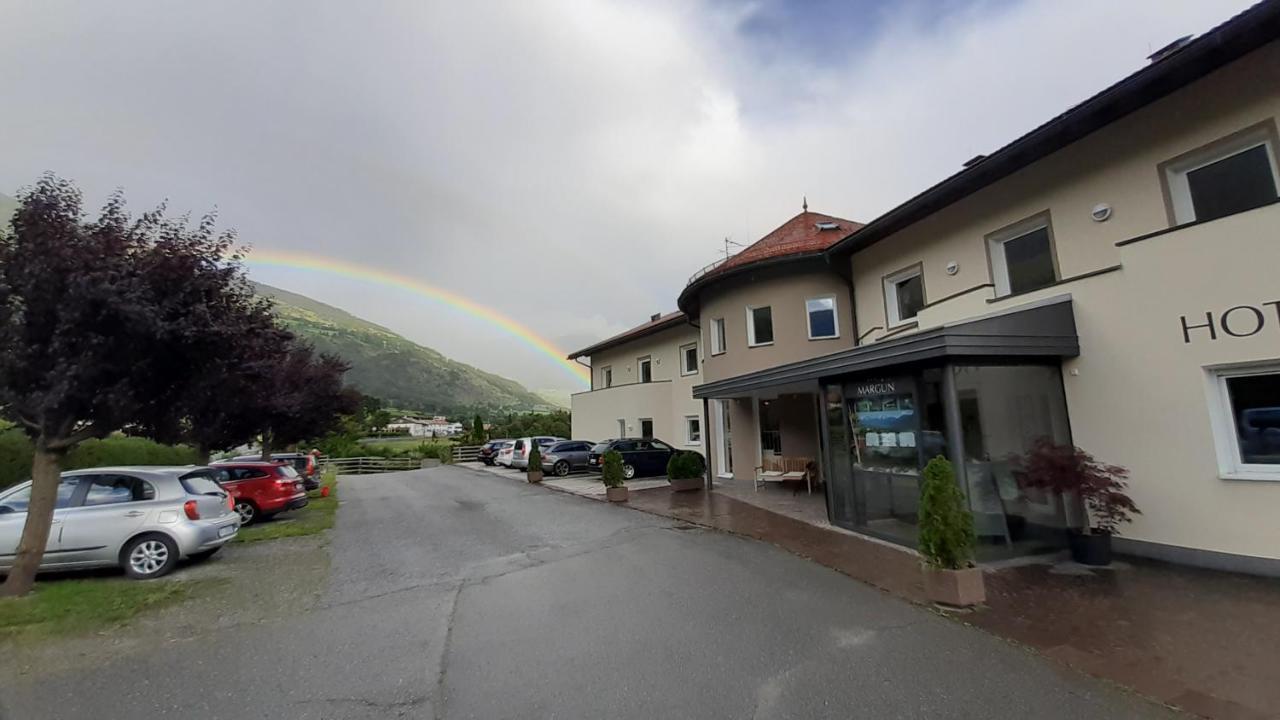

452,445,483,463
321,456,425,475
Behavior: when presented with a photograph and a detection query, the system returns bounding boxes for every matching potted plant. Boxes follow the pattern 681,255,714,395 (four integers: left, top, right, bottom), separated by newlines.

526,442,544,484
1012,438,1139,566
918,455,985,608
601,449,627,502
666,451,706,492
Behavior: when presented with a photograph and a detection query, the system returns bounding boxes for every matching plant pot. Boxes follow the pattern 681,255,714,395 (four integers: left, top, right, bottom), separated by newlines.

668,477,703,492
527,470,544,484
1068,529,1113,566
606,486,628,503
922,565,986,608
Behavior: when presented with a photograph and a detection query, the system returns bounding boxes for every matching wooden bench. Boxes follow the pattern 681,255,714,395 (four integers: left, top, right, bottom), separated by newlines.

754,456,817,495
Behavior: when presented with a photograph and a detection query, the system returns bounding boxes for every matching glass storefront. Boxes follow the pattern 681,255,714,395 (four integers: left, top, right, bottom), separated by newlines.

822,362,1072,558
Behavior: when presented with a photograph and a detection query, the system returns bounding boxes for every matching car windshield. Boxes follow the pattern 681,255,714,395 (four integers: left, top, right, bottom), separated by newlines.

278,465,300,478
590,443,611,453
180,471,227,496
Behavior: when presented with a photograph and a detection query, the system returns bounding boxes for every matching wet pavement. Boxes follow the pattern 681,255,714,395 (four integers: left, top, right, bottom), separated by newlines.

626,485,1280,720
1,466,1184,719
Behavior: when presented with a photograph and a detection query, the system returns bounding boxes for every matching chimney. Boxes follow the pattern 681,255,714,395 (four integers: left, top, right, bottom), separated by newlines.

650,313,662,322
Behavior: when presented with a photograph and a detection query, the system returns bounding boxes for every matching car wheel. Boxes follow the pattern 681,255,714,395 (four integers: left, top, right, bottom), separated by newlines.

234,500,258,525
622,464,636,480
554,461,571,477
121,534,179,580
189,547,221,563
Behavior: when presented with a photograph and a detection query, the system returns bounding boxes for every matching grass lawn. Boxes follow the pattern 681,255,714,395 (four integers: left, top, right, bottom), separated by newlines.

0,576,218,642
234,469,338,543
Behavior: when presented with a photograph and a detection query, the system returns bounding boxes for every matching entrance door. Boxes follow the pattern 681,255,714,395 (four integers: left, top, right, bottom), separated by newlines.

639,418,654,439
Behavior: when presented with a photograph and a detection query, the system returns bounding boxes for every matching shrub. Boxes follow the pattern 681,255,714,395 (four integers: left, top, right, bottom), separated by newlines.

436,443,454,464
0,431,200,490
917,455,974,570
1010,438,1139,534
600,450,624,488
527,442,542,473
666,451,706,480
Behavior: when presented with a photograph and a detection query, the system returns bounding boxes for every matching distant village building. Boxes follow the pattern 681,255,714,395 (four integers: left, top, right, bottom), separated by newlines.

386,416,464,437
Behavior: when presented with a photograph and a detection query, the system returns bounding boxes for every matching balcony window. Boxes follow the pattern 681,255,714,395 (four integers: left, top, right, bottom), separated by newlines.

883,265,924,327
988,216,1057,297
1163,123,1280,225
806,296,839,339
637,356,652,384
710,318,726,355
1208,365,1280,480
680,343,698,376
746,306,774,347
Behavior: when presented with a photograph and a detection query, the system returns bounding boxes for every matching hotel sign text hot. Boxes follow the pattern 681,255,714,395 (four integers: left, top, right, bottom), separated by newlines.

1180,301,1280,343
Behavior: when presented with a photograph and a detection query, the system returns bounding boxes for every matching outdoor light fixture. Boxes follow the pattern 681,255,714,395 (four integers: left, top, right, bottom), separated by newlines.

1091,203,1113,222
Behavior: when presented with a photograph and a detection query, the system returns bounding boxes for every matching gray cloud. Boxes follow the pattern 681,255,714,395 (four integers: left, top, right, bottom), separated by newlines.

0,0,1252,391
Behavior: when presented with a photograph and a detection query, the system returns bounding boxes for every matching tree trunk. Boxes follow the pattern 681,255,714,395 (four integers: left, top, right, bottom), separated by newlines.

259,434,272,461
0,441,64,597
196,445,212,466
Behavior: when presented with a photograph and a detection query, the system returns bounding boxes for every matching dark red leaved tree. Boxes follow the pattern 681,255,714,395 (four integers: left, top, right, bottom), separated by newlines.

1010,437,1141,535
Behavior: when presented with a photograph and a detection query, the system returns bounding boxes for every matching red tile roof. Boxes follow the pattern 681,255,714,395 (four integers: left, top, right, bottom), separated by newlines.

566,311,686,360
710,211,864,277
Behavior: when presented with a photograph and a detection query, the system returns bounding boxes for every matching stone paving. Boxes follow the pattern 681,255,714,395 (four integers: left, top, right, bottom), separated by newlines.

622,485,1280,720
461,462,669,496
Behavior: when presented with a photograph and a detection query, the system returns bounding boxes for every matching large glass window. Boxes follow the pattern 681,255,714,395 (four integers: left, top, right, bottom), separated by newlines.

1210,366,1280,478
747,306,773,346
806,296,839,339
954,365,1071,554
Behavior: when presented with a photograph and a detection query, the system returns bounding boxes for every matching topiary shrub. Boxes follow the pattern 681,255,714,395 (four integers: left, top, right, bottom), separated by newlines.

917,455,974,570
527,442,542,473
666,451,706,480
600,450,624,488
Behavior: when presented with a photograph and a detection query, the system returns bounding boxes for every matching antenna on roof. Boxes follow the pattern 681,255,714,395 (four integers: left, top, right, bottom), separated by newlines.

802,196,808,213
722,236,744,260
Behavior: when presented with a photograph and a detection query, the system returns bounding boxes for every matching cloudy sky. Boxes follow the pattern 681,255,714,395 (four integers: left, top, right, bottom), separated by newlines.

0,0,1253,392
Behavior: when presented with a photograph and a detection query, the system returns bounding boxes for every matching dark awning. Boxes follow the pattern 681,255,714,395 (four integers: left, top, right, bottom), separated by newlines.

692,296,1078,399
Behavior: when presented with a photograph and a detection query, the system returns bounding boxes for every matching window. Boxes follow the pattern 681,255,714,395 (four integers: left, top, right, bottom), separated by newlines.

637,356,652,383
882,266,924,327
0,478,82,513
987,217,1057,297
1208,365,1280,480
640,418,654,438
651,439,673,452
82,475,153,506
1164,124,1280,225
602,366,612,388
805,296,839,339
680,343,698,375
617,419,625,437
685,415,702,445
746,306,774,347
710,318,726,355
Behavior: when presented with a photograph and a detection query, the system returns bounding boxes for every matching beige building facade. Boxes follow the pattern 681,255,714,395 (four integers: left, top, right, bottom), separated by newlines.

569,313,706,453
674,10,1280,574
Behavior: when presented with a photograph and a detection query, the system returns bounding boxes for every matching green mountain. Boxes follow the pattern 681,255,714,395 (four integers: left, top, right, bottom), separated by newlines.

253,282,550,413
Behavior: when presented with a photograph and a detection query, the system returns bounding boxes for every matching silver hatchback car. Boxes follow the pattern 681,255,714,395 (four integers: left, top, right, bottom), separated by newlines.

0,466,240,580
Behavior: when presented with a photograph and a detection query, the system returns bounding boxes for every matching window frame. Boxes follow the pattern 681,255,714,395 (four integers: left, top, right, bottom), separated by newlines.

881,263,925,328
745,305,774,348
685,415,702,445
1160,120,1280,226
680,343,699,376
1205,362,1280,481
601,365,612,389
985,211,1059,298
637,356,652,384
804,295,840,340
710,318,726,356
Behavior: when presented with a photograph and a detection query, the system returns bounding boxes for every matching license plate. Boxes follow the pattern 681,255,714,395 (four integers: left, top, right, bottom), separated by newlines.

219,525,236,537
589,458,598,465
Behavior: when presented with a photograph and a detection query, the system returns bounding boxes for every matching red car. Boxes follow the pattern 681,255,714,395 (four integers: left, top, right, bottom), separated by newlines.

211,460,309,525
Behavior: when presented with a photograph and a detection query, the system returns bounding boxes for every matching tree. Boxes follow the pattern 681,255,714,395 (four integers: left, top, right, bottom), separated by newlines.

0,175,262,596
917,456,975,570
257,343,360,458
367,409,393,434
471,414,485,443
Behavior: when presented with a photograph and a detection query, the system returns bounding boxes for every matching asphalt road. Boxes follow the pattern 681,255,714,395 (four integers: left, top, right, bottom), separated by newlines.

0,466,1181,719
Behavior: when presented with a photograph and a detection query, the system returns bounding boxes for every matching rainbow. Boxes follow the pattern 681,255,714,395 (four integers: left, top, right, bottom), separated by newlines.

241,248,590,386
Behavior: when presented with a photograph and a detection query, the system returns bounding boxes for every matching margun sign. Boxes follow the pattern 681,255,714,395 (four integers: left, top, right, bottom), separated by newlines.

1180,301,1280,343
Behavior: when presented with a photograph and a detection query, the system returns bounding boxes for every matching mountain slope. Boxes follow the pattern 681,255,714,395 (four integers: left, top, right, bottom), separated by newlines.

254,282,549,413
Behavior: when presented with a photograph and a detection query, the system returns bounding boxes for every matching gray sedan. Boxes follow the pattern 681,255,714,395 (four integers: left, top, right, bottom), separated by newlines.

542,441,596,476
0,466,240,580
